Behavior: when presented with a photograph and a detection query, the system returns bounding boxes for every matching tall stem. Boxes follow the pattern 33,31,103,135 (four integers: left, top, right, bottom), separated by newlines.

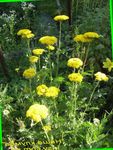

56,21,62,76
40,120,54,149
48,51,53,82
83,81,100,115
27,39,31,56
82,43,90,72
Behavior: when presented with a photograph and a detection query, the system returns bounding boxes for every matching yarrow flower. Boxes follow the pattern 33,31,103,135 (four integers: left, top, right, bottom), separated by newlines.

74,34,93,43
84,32,100,38
17,29,31,35
17,29,34,39
36,84,48,96
103,58,113,72
39,36,57,45
74,32,100,43
26,104,49,122
94,72,108,81
45,86,60,98
67,58,83,69
46,45,55,51
29,56,39,63
23,68,36,79
32,48,45,55
68,73,83,83
43,125,51,132
54,15,69,21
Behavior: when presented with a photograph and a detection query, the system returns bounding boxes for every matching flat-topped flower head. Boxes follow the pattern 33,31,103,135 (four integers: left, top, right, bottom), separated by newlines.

83,32,100,38
17,29,34,39
23,68,36,79
68,73,83,83
32,48,45,55
26,104,49,122
36,84,48,96
29,56,39,63
74,32,100,43
39,36,57,45
103,58,113,72
54,15,69,21
45,86,60,98
67,58,83,69
94,72,108,81
17,29,31,36
74,34,93,43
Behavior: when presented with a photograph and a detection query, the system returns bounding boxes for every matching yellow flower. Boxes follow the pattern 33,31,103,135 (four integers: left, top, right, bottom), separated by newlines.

17,29,34,39
45,86,60,98
43,125,51,132
103,58,113,72
39,36,57,45
84,32,100,38
32,48,45,55
94,72,109,81
68,73,83,83
23,68,36,79
54,15,69,21
46,45,55,51
26,104,49,122
22,33,35,39
29,56,39,63
74,34,93,43
17,29,31,36
36,84,48,96
67,58,83,69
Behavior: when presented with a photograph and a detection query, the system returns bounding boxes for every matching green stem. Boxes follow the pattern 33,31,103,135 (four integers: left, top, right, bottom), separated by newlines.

54,99,59,118
82,43,90,72
89,81,100,104
48,51,53,82
73,83,78,120
29,79,32,98
27,39,31,56
38,55,41,70
40,120,54,149
83,81,100,115
56,21,62,76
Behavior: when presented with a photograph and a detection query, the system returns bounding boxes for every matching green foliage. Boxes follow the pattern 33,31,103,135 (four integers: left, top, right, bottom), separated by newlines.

0,0,113,149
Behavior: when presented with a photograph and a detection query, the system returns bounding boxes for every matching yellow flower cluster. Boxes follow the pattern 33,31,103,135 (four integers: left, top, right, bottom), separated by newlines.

43,125,51,132
67,58,83,69
54,15,69,21
17,29,35,39
39,36,57,45
32,48,45,55
36,84,60,98
45,86,60,98
36,84,48,96
74,32,100,43
23,68,36,79
46,45,55,51
29,56,39,63
103,58,113,72
26,104,49,122
94,72,108,81
68,73,83,83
